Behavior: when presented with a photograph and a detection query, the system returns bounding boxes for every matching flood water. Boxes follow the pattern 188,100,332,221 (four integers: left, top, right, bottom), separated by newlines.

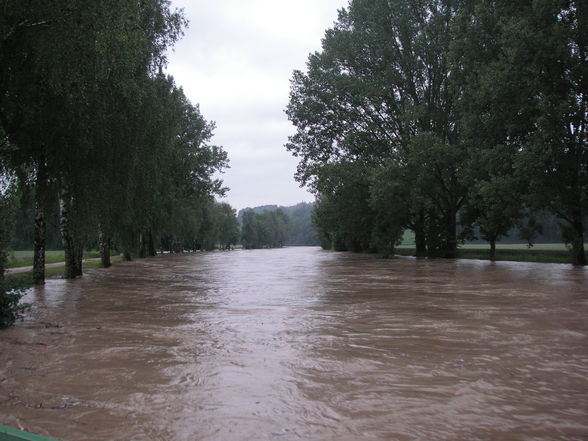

1,247,587,441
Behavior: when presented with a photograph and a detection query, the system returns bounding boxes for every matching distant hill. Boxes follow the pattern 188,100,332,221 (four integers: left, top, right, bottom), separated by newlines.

237,205,280,221
238,202,319,246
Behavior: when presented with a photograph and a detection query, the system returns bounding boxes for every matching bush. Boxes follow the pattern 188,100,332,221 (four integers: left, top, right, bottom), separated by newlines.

0,283,29,329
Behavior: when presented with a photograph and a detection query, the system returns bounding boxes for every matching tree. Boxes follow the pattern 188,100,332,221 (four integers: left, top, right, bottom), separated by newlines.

312,161,375,252
283,202,320,246
455,0,587,265
0,0,187,280
0,172,28,328
240,209,290,249
1,0,235,271
287,0,467,257
216,202,240,250
515,0,587,265
369,160,419,257
241,210,260,249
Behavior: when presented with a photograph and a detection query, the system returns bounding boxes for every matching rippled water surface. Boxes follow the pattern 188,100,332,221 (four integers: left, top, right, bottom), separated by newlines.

1,247,587,441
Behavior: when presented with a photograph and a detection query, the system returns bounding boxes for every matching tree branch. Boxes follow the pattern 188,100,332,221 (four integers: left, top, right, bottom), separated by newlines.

3,19,52,42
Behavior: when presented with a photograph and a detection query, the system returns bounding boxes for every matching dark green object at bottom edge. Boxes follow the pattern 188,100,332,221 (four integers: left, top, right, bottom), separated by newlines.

0,425,58,441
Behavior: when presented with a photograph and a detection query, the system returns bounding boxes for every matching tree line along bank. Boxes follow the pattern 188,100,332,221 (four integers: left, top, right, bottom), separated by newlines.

0,1,240,325
286,0,586,265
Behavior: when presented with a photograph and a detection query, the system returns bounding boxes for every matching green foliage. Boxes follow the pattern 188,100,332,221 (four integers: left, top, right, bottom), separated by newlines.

0,281,29,329
312,161,375,252
283,203,319,246
240,209,290,249
107,75,229,257
286,0,587,265
215,202,240,250
287,0,468,258
0,180,29,328
0,185,17,275
187,200,239,251
1,0,233,276
238,203,319,246
369,164,411,256
455,0,587,264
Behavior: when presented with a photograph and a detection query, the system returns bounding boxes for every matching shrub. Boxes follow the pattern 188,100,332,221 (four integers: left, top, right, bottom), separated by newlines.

0,283,29,329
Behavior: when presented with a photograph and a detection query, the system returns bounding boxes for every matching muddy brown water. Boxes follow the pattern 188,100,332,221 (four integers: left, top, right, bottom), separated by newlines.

1,247,587,441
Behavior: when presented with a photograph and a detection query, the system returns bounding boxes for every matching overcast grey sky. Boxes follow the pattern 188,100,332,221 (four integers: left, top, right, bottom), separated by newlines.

165,0,347,211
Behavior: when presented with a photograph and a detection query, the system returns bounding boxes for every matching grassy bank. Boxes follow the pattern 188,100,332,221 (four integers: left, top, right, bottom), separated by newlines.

395,243,578,264
4,256,123,289
7,250,103,268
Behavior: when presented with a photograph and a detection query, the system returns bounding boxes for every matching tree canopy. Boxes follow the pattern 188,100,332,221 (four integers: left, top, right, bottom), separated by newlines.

240,208,290,249
0,0,239,297
286,0,587,265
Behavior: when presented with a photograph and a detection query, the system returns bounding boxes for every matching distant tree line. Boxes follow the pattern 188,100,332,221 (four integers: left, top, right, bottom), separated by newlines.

191,201,240,251
283,202,320,246
0,0,238,291
238,202,320,247
286,0,587,264
240,209,290,249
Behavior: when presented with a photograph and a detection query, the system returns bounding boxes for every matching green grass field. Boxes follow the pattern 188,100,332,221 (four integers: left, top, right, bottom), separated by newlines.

458,243,571,251
394,242,580,264
4,255,124,288
399,230,416,246
7,250,102,268
395,228,583,263
396,243,572,251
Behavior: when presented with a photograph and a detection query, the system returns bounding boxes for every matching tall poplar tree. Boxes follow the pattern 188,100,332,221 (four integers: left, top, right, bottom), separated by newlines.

287,0,466,257
455,0,587,264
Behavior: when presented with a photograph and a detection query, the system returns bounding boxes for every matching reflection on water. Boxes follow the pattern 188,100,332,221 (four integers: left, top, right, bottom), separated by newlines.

1,248,587,441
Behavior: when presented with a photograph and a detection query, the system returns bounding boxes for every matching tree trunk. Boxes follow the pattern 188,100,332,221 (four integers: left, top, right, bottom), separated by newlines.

148,232,156,257
489,238,497,261
98,227,111,268
33,162,47,285
445,210,458,259
138,233,147,258
33,204,46,285
59,188,76,279
73,244,83,277
414,209,427,258
571,221,586,266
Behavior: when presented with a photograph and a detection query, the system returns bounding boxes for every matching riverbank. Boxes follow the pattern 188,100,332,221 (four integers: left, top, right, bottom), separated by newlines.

394,243,578,264
3,257,124,291
6,251,105,269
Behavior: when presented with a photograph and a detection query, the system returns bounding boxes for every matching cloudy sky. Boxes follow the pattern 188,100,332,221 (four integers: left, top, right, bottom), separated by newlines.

165,0,348,211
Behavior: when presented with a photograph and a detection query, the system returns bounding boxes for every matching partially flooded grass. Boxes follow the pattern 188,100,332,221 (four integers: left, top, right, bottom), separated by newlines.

4,256,123,288
7,250,65,268
7,250,102,268
395,243,576,264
